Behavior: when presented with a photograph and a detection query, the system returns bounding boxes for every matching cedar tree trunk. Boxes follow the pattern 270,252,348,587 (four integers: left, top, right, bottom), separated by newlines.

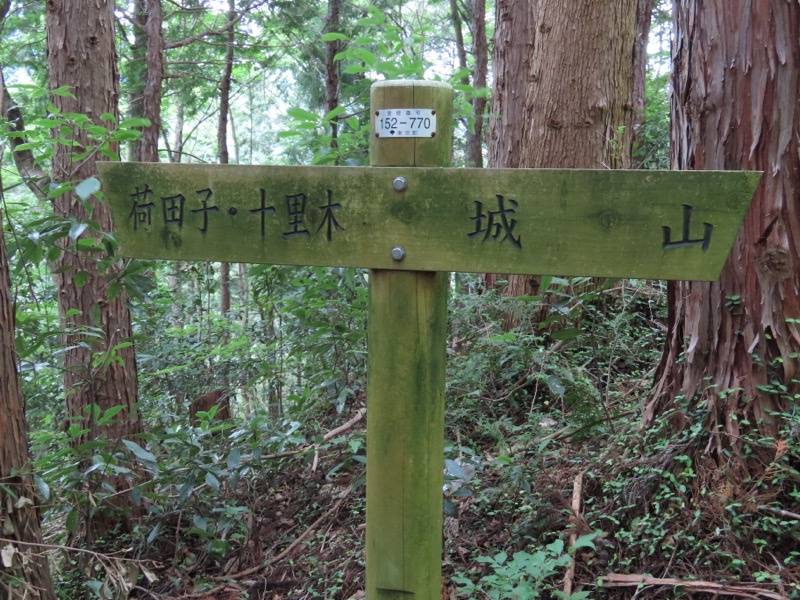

46,0,142,542
0,181,56,600
648,1,800,461
487,0,638,297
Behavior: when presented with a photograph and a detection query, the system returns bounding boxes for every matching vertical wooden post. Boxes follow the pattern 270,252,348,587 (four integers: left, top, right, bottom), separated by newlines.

366,80,453,599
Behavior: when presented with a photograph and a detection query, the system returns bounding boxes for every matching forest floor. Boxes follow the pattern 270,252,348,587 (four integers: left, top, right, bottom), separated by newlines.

134,397,798,600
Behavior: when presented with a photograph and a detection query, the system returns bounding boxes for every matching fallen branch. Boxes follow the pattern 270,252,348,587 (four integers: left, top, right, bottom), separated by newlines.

758,504,800,521
312,408,366,471
562,472,584,596
599,573,786,599
178,488,353,598
258,407,366,464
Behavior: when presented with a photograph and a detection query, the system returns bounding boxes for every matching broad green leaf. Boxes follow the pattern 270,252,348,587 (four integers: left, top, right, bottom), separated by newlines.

75,177,100,200
65,507,79,533
122,439,157,464
98,405,125,425
324,106,347,121
68,222,89,240
205,471,220,490
321,32,348,42
51,85,76,98
119,117,152,128
287,107,319,122
547,375,566,397
227,447,241,470
73,271,90,288
572,533,597,550
34,476,50,501
551,328,582,341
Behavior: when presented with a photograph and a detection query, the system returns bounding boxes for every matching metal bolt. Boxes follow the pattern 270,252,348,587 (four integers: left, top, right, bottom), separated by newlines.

392,176,408,192
391,246,406,262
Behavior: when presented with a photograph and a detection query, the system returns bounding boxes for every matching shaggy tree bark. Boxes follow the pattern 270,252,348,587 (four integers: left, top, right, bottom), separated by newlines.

0,153,56,600
129,0,163,163
632,0,655,167
46,0,142,542
647,2,800,460
487,0,639,296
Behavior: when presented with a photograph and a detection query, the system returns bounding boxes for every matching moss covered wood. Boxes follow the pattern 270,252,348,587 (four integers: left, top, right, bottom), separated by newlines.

100,163,759,281
365,80,452,600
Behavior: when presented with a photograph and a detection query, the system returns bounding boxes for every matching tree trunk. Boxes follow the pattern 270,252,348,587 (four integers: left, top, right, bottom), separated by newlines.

46,0,142,542
631,0,655,168
647,2,800,461
468,0,488,169
487,0,638,297
325,0,341,156
134,0,163,162
0,175,56,600
487,0,533,171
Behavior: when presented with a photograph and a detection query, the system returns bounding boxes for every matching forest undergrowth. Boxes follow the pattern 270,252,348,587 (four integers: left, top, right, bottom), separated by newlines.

22,272,800,599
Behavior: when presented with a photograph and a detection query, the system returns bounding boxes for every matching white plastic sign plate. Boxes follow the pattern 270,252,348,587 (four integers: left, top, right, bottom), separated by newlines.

374,108,436,138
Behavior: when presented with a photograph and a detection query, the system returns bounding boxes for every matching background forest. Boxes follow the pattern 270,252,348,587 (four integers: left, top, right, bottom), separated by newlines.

1,0,799,599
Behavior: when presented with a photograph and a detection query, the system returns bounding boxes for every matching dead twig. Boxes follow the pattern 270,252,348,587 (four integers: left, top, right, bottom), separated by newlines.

599,573,786,599
563,472,584,596
312,408,366,472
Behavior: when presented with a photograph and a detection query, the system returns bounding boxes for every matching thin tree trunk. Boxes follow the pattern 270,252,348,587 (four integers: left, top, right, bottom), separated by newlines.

217,0,236,388
468,0,488,169
0,172,56,600
485,0,534,292
46,0,142,542
487,0,533,171
647,1,800,461
171,102,185,163
325,0,341,156
136,0,163,162
632,0,655,168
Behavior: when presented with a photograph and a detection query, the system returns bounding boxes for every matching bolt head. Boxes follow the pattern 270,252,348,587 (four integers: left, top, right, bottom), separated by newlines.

392,176,408,192
390,246,406,261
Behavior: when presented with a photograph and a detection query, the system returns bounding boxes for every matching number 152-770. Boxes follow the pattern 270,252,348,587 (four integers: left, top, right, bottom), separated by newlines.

374,109,436,138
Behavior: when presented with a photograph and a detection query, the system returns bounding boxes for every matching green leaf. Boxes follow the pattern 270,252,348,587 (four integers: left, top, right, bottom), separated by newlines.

119,117,152,128
74,271,90,288
107,282,121,300
68,222,89,240
32,118,62,128
122,439,157,464
75,177,100,200
98,405,125,426
146,522,161,546
204,472,220,491
287,107,319,122
51,85,76,98
572,532,597,550
226,447,241,470
34,476,50,502
65,507,79,534
324,106,347,121
551,328,582,341
321,32,348,42
547,375,566,397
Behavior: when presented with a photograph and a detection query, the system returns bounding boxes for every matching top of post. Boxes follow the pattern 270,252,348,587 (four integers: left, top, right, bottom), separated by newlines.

370,80,454,168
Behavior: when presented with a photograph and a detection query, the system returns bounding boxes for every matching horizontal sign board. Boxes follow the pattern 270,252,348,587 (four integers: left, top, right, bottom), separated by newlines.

98,163,760,280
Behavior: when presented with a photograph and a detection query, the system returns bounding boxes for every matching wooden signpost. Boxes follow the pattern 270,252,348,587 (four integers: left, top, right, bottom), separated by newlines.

99,80,761,599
